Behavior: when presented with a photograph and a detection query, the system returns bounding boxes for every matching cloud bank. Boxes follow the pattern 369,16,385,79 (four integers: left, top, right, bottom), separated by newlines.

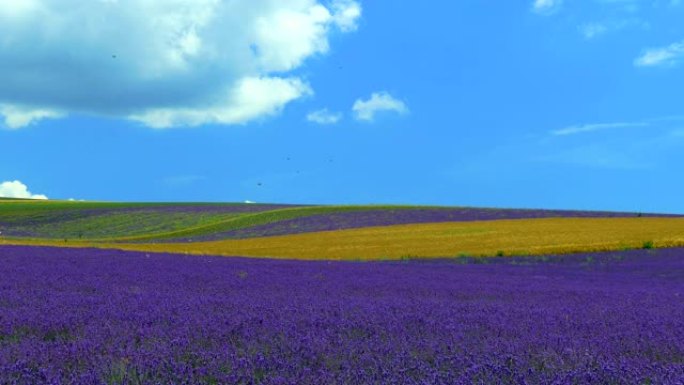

0,180,48,200
0,0,361,129
352,92,408,122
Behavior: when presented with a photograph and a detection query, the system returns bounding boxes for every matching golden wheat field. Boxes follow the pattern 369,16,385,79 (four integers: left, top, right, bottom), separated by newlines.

5,217,684,260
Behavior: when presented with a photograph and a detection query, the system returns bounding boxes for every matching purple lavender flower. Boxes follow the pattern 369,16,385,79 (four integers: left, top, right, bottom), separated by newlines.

1,245,683,384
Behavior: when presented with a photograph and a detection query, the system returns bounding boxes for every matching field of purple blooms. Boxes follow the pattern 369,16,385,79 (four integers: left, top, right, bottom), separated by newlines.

1,245,683,384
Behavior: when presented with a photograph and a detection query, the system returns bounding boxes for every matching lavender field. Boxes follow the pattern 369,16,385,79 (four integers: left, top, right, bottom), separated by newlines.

1,246,683,384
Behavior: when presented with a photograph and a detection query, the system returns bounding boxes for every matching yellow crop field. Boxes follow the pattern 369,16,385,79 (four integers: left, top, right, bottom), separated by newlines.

5,217,684,260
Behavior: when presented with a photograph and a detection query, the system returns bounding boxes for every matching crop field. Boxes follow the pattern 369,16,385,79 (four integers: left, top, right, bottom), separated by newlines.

2,201,684,383
103,217,684,260
1,245,683,384
2,200,682,260
0,201,299,240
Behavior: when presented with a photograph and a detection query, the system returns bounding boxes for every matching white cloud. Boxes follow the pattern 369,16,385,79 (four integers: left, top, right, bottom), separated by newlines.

0,0,361,128
0,180,48,200
130,77,312,128
0,104,64,129
331,0,362,32
306,108,342,124
635,40,684,67
532,0,562,14
244,200,256,204
352,92,409,122
551,122,648,136
0,0,42,19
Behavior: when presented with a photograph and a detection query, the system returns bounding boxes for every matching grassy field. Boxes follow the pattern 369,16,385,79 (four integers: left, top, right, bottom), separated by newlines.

0,200,293,240
0,200,445,241
5,217,684,260
110,205,443,242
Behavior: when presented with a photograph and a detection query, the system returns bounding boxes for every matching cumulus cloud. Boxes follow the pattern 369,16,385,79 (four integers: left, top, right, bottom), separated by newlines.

532,0,562,14
0,180,48,200
331,0,362,32
306,108,342,124
0,0,361,128
352,92,408,122
634,40,684,67
130,77,312,128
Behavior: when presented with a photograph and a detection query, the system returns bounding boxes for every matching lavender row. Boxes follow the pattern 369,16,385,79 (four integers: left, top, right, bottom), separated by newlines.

1,246,683,384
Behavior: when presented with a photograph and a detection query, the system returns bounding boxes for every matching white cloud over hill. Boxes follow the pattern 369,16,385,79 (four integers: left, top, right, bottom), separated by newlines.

0,0,361,128
0,180,48,200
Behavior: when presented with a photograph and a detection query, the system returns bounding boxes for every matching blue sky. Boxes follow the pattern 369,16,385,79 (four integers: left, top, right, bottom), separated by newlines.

1,0,683,213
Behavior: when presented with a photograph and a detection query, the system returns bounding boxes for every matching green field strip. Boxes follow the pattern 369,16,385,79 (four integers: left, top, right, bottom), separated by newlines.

1,203,463,243
99,204,452,242
0,200,268,216
0,201,290,240
5,211,246,240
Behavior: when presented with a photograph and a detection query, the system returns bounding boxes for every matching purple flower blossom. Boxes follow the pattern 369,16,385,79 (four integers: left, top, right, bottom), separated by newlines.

1,245,683,384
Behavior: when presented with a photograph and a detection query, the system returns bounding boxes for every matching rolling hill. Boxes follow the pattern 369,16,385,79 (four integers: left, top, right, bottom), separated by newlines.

2,200,683,259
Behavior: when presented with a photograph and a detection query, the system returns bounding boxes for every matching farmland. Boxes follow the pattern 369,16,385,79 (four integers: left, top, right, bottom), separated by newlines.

2,200,683,259
2,200,684,383
1,245,683,384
